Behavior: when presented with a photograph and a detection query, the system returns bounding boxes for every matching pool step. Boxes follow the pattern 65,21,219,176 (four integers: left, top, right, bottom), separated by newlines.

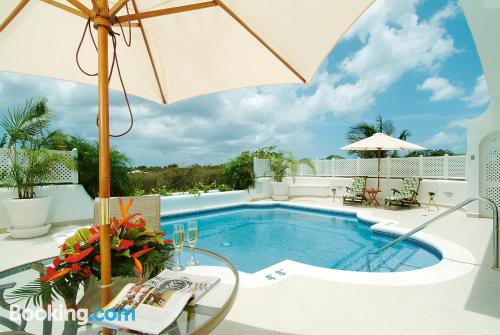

337,247,421,272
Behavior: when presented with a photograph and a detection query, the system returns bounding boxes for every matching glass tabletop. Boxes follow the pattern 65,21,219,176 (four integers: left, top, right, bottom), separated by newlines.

0,248,239,335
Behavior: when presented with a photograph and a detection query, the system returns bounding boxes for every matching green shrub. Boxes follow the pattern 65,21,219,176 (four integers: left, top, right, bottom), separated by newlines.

129,165,224,193
222,146,284,190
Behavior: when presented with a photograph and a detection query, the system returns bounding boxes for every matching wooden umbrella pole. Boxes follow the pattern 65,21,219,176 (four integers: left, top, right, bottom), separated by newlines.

96,1,112,334
377,148,381,190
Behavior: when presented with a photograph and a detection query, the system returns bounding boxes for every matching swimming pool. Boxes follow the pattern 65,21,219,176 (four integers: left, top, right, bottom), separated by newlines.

161,204,442,273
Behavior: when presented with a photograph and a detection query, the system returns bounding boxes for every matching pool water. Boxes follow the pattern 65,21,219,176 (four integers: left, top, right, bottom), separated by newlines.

161,205,441,273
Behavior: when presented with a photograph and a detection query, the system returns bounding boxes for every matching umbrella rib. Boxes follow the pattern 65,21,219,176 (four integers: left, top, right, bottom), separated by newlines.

214,0,306,84
115,1,218,22
0,0,30,34
66,0,91,16
41,0,89,20
131,0,168,104
109,0,130,17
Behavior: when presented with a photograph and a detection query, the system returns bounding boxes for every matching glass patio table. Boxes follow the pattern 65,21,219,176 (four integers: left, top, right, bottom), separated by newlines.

0,248,238,335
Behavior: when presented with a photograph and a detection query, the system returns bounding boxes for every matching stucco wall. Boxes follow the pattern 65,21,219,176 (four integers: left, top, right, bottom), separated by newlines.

461,0,500,216
160,190,251,214
0,185,94,229
254,176,467,207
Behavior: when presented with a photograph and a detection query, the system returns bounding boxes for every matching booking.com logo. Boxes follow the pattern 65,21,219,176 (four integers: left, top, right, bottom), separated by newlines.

10,304,135,325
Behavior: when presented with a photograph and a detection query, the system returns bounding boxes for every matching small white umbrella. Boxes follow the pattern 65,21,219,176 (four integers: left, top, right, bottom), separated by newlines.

341,133,426,189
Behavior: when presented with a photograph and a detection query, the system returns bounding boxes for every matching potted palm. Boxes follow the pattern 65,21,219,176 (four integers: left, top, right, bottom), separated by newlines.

0,99,75,238
270,152,315,200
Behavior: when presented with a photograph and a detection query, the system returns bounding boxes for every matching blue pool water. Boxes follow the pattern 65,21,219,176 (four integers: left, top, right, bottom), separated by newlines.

161,205,441,273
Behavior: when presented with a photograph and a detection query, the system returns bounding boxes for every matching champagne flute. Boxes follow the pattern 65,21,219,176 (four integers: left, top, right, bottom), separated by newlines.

187,221,199,266
172,223,185,271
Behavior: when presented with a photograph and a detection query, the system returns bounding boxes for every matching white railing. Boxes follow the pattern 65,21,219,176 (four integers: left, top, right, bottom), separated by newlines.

254,155,467,180
0,148,78,184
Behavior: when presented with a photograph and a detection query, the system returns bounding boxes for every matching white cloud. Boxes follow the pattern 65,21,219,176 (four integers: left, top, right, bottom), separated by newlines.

463,74,490,107
333,0,458,112
446,118,470,129
417,76,462,102
423,131,462,149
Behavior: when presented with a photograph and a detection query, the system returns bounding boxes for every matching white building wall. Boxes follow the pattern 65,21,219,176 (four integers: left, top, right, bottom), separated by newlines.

461,0,500,217
0,185,94,229
160,190,251,214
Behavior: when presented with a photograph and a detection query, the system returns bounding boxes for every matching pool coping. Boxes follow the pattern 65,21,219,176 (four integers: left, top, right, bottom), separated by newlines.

161,201,476,287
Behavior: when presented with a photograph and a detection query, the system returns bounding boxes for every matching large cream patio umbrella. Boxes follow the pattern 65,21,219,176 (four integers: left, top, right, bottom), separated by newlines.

0,0,374,318
341,132,426,190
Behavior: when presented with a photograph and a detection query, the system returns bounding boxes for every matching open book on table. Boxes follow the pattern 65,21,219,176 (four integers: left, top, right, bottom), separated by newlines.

89,269,220,334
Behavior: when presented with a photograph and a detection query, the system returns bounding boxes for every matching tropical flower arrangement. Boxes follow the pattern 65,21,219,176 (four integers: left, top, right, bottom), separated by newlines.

9,198,174,306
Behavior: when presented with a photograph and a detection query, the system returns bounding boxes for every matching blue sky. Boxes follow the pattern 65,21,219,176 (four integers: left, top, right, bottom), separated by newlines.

0,0,490,166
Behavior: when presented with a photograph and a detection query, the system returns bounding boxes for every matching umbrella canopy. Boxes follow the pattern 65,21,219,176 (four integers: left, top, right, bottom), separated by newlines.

341,133,426,151
0,0,373,104
341,133,425,190
0,0,374,326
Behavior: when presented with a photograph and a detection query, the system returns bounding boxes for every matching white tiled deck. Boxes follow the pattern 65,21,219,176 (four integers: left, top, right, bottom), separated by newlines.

1,198,499,334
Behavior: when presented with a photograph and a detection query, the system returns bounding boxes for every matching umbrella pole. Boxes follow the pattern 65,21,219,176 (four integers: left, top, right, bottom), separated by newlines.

96,1,112,333
377,149,381,190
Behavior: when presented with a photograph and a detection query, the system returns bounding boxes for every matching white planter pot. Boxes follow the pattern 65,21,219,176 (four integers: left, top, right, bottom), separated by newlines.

271,181,289,201
3,197,52,238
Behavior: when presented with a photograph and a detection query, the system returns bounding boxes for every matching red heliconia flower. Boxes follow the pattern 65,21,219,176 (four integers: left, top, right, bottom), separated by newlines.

71,263,80,273
74,243,81,251
65,247,94,263
132,256,143,274
160,230,166,236
53,257,62,268
89,227,100,234
115,239,134,251
87,231,101,244
131,246,154,258
94,255,101,263
46,266,56,275
81,267,92,278
164,239,173,244
37,268,71,282
122,220,145,230
62,244,67,251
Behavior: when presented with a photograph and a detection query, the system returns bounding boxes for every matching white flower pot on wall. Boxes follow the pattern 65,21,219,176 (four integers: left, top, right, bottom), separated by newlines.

271,181,289,201
3,197,52,238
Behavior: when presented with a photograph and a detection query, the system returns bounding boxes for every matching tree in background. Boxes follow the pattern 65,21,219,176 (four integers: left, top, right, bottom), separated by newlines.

223,146,282,190
0,98,75,198
405,149,461,157
346,114,411,158
48,134,133,198
324,154,344,160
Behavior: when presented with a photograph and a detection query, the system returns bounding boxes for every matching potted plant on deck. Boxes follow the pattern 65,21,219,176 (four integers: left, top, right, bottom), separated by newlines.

0,98,75,238
270,152,315,201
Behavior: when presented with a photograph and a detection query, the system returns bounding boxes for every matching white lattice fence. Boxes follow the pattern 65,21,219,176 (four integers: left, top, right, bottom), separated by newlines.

448,155,467,179
254,155,466,180
254,158,271,177
0,149,78,184
422,156,445,178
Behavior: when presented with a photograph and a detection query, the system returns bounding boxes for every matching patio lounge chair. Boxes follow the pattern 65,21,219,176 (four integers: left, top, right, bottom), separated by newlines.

343,176,367,205
93,195,161,231
384,177,421,208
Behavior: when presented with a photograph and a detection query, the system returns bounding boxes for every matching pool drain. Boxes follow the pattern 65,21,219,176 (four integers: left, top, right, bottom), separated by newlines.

220,241,232,247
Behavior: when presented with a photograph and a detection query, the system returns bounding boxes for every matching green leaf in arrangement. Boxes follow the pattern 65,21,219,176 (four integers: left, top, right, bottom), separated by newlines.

115,249,131,258
62,228,92,254
110,235,121,249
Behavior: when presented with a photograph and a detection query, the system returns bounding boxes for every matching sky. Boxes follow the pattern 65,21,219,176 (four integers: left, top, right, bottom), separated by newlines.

0,0,491,167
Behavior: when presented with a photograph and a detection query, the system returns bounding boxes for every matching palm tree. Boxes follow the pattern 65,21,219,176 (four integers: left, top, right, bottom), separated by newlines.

270,151,315,182
345,114,411,158
0,98,74,198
